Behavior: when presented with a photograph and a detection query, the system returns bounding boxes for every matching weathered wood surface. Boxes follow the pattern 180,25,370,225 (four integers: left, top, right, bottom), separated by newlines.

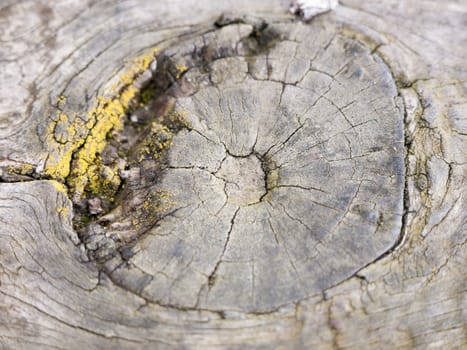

0,1,466,349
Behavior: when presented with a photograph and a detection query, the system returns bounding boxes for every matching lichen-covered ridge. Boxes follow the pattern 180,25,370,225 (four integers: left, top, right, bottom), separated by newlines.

44,48,159,198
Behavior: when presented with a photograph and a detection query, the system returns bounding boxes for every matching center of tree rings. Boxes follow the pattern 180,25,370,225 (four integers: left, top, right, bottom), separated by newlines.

80,19,405,312
217,154,267,206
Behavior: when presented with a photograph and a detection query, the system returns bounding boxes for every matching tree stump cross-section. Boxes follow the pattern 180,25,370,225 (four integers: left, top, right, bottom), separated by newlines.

84,19,405,313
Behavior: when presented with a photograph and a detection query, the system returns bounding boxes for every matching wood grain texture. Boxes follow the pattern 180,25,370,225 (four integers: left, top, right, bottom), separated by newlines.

0,1,466,349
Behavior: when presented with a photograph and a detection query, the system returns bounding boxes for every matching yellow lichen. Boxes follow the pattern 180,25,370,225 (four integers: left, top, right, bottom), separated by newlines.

68,90,132,196
56,95,67,108
56,206,69,215
136,122,173,162
168,110,191,129
140,87,155,106
86,161,121,197
138,190,176,223
52,112,79,144
7,163,34,176
44,49,159,197
175,64,188,79
48,180,68,194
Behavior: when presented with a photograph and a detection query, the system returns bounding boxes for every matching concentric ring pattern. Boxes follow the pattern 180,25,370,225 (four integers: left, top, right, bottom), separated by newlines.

105,20,404,312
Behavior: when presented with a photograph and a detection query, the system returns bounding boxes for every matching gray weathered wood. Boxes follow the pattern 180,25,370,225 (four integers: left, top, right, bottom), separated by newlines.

98,20,405,313
0,1,466,349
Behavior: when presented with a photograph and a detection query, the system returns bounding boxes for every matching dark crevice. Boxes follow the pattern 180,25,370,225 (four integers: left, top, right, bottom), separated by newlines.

207,207,240,288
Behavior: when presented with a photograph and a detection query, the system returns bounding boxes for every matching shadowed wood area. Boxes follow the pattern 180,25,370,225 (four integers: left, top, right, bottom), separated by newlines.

0,1,466,349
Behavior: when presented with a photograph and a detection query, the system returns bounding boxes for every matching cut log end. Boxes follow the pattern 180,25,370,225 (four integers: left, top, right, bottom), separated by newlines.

60,19,405,313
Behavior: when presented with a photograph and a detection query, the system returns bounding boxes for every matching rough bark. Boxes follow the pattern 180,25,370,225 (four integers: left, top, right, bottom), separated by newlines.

0,1,466,349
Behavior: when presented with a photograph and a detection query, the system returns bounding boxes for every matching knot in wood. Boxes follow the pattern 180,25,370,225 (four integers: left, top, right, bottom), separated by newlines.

70,18,405,313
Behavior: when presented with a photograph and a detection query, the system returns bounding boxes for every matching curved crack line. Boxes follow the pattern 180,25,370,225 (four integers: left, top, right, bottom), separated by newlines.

263,120,306,159
194,206,240,308
194,207,240,309
207,207,240,288
0,291,153,345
